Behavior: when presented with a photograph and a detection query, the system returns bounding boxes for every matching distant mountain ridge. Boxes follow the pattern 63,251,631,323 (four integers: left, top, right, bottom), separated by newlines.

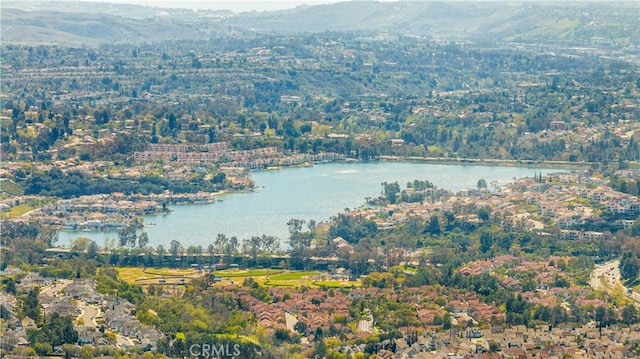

1,8,215,45
2,1,638,47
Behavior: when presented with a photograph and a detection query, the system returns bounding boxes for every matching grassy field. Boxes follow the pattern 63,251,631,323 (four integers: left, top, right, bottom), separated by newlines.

118,267,201,284
143,268,200,277
0,180,24,196
213,269,282,277
1,203,35,219
116,266,360,289
267,271,320,281
1,197,55,219
314,280,360,288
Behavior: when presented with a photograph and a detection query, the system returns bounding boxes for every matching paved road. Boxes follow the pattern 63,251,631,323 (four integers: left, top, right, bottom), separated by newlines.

39,279,136,348
590,261,619,292
284,312,297,332
590,260,640,305
40,279,72,298
78,303,99,327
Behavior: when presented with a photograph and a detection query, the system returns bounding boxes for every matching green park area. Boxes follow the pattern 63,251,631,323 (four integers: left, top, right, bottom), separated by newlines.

116,267,360,289
117,267,201,285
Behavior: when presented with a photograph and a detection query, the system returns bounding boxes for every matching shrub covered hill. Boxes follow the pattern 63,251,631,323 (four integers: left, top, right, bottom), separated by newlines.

2,1,638,47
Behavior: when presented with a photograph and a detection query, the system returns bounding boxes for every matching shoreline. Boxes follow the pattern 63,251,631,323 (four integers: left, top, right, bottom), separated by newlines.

243,155,590,175
377,155,590,170
21,159,580,238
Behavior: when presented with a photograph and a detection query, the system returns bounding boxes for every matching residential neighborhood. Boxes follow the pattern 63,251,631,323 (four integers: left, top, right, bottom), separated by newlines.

1,268,162,355
1,260,639,358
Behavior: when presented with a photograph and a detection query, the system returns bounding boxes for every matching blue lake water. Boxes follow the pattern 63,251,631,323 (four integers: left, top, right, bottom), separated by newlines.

58,161,566,248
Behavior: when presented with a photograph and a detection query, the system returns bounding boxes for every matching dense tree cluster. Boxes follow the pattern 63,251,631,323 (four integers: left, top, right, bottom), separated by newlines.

136,284,260,358
27,313,78,351
2,32,638,169
620,251,640,282
22,167,229,198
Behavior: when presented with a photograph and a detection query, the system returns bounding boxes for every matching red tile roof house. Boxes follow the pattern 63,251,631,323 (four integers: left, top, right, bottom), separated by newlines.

448,300,470,314
502,347,527,359
467,299,504,323
417,308,442,323
301,312,329,328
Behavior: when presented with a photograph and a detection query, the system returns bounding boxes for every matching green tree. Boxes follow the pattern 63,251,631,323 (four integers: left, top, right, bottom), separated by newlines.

620,251,639,281
27,312,78,346
294,320,307,334
71,237,92,252
87,240,99,259
427,215,441,235
33,342,52,356
287,218,312,269
214,233,228,258
5,278,17,295
595,305,607,328
156,244,166,265
287,218,310,249
314,339,327,358
478,207,490,222
442,313,452,330
138,232,150,248
214,233,238,264
118,224,137,249
328,212,378,244
273,328,293,344
383,181,401,204
243,235,279,267
23,287,40,322
479,230,494,253
226,236,239,264
621,305,639,325
169,240,183,262
0,304,12,320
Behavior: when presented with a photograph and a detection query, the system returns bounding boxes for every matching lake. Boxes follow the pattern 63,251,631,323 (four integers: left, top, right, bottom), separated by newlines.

58,161,565,248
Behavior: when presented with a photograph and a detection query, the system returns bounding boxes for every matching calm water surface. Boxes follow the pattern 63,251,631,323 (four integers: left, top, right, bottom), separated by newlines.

58,161,565,248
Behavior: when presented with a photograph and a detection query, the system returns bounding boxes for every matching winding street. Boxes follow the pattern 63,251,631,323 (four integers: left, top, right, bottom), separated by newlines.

40,279,72,298
77,302,99,327
590,260,640,305
76,300,134,348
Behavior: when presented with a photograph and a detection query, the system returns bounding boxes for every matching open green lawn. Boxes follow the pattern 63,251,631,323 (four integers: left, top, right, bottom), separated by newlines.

143,268,199,277
1,197,55,219
118,267,201,284
0,180,24,196
268,271,320,281
314,280,360,288
117,267,150,283
116,267,360,289
1,203,34,219
214,269,282,277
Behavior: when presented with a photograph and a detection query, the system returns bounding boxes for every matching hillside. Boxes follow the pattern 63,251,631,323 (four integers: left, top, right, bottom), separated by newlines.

0,7,221,46
2,1,638,48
